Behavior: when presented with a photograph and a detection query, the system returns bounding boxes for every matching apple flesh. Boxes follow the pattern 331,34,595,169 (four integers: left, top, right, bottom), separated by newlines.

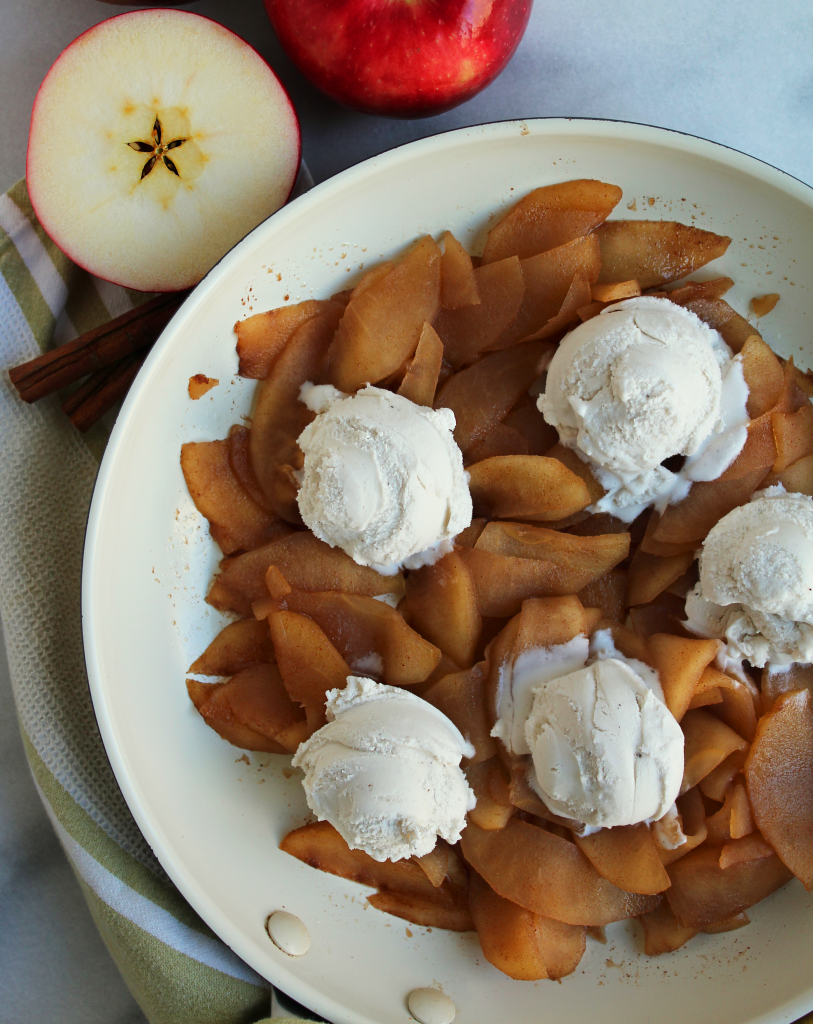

27,10,300,292
264,0,533,118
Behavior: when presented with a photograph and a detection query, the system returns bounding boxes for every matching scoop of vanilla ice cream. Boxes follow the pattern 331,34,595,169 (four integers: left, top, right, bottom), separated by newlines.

292,676,475,862
685,486,813,667
296,384,472,573
537,297,748,521
524,658,684,829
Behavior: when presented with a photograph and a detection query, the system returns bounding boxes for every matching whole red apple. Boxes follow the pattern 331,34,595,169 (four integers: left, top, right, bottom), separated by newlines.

264,0,533,118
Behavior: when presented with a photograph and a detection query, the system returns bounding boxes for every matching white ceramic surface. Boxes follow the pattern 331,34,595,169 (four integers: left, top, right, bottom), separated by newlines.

83,119,813,1024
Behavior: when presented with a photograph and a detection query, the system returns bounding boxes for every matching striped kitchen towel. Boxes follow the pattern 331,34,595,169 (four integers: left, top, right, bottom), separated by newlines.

0,173,322,1024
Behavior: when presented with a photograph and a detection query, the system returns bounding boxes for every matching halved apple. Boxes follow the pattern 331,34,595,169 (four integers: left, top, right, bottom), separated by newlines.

27,10,300,291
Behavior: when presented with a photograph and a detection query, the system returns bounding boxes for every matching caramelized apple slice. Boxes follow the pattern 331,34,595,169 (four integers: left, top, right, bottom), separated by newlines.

481,180,622,264
761,663,813,713
665,277,734,304
189,618,275,675
648,634,721,722
435,341,550,452
268,610,350,730
235,299,339,379
467,455,591,520
773,402,813,472
574,824,671,895
186,678,288,753
777,453,813,497
702,911,750,934
413,840,452,887
250,304,343,522
226,425,274,513
422,663,496,764
460,818,661,926
207,532,403,616
489,235,602,349
469,871,586,980
396,321,444,407
350,261,394,299
591,279,641,303
681,708,749,794
666,843,792,930
406,551,481,668
628,592,690,639
675,295,760,353
476,521,629,569
745,688,813,889
546,442,606,504
281,821,452,900
522,272,593,342
697,665,759,742
503,401,560,456
740,335,784,418
465,759,514,830
718,834,775,870
594,618,653,666
461,545,626,619
282,590,441,686
595,221,731,289
626,549,696,607
653,788,709,867
440,231,480,309
434,256,524,367
181,439,289,555
367,891,474,931
699,749,748,802
328,236,441,392
577,568,627,622
639,901,698,954
688,686,723,710
465,422,530,464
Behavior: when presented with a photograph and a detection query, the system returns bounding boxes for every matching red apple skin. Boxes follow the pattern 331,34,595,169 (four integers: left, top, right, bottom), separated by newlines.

264,0,533,118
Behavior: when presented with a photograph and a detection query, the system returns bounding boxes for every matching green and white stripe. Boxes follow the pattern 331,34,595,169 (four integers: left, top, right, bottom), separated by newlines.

0,179,313,1024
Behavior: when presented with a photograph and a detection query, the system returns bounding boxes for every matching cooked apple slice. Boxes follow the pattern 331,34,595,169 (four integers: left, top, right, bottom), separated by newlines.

777,454,813,497
189,618,275,676
481,180,622,264
27,10,300,291
638,902,698,955
546,442,606,504
522,272,594,342
467,455,591,520
187,678,289,753
502,401,560,456
464,759,514,830
488,236,602,349
577,569,626,622
235,300,340,379
574,824,671,895
675,295,761,354
435,341,550,452
207,531,403,616
647,634,721,722
281,821,453,900
367,891,474,931
328,236,441,392
652,787,709,867
699,749,748,802
268,610,350,730
469,871,586,980
465,423,530,464
665,276,734,304
595,221,731,290
281,590,441,686
739,335,785,418
181,439,289,555
250,304,344,522
420,664,496,763
591,279,642,303
761,663,813,714
395,321,444,407
681,709,749,795
773,402,813,472
626,548,696,607
227,426,274,512
666,843,792,930
460,818,661,926
434,257,525,367
695,665,758,742
405,552,481,668
440,231,480,309
745,688,813,889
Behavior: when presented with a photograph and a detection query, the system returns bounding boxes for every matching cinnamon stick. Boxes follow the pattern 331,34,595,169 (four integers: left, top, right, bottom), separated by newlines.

61,350,147,433
10,290,189,403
